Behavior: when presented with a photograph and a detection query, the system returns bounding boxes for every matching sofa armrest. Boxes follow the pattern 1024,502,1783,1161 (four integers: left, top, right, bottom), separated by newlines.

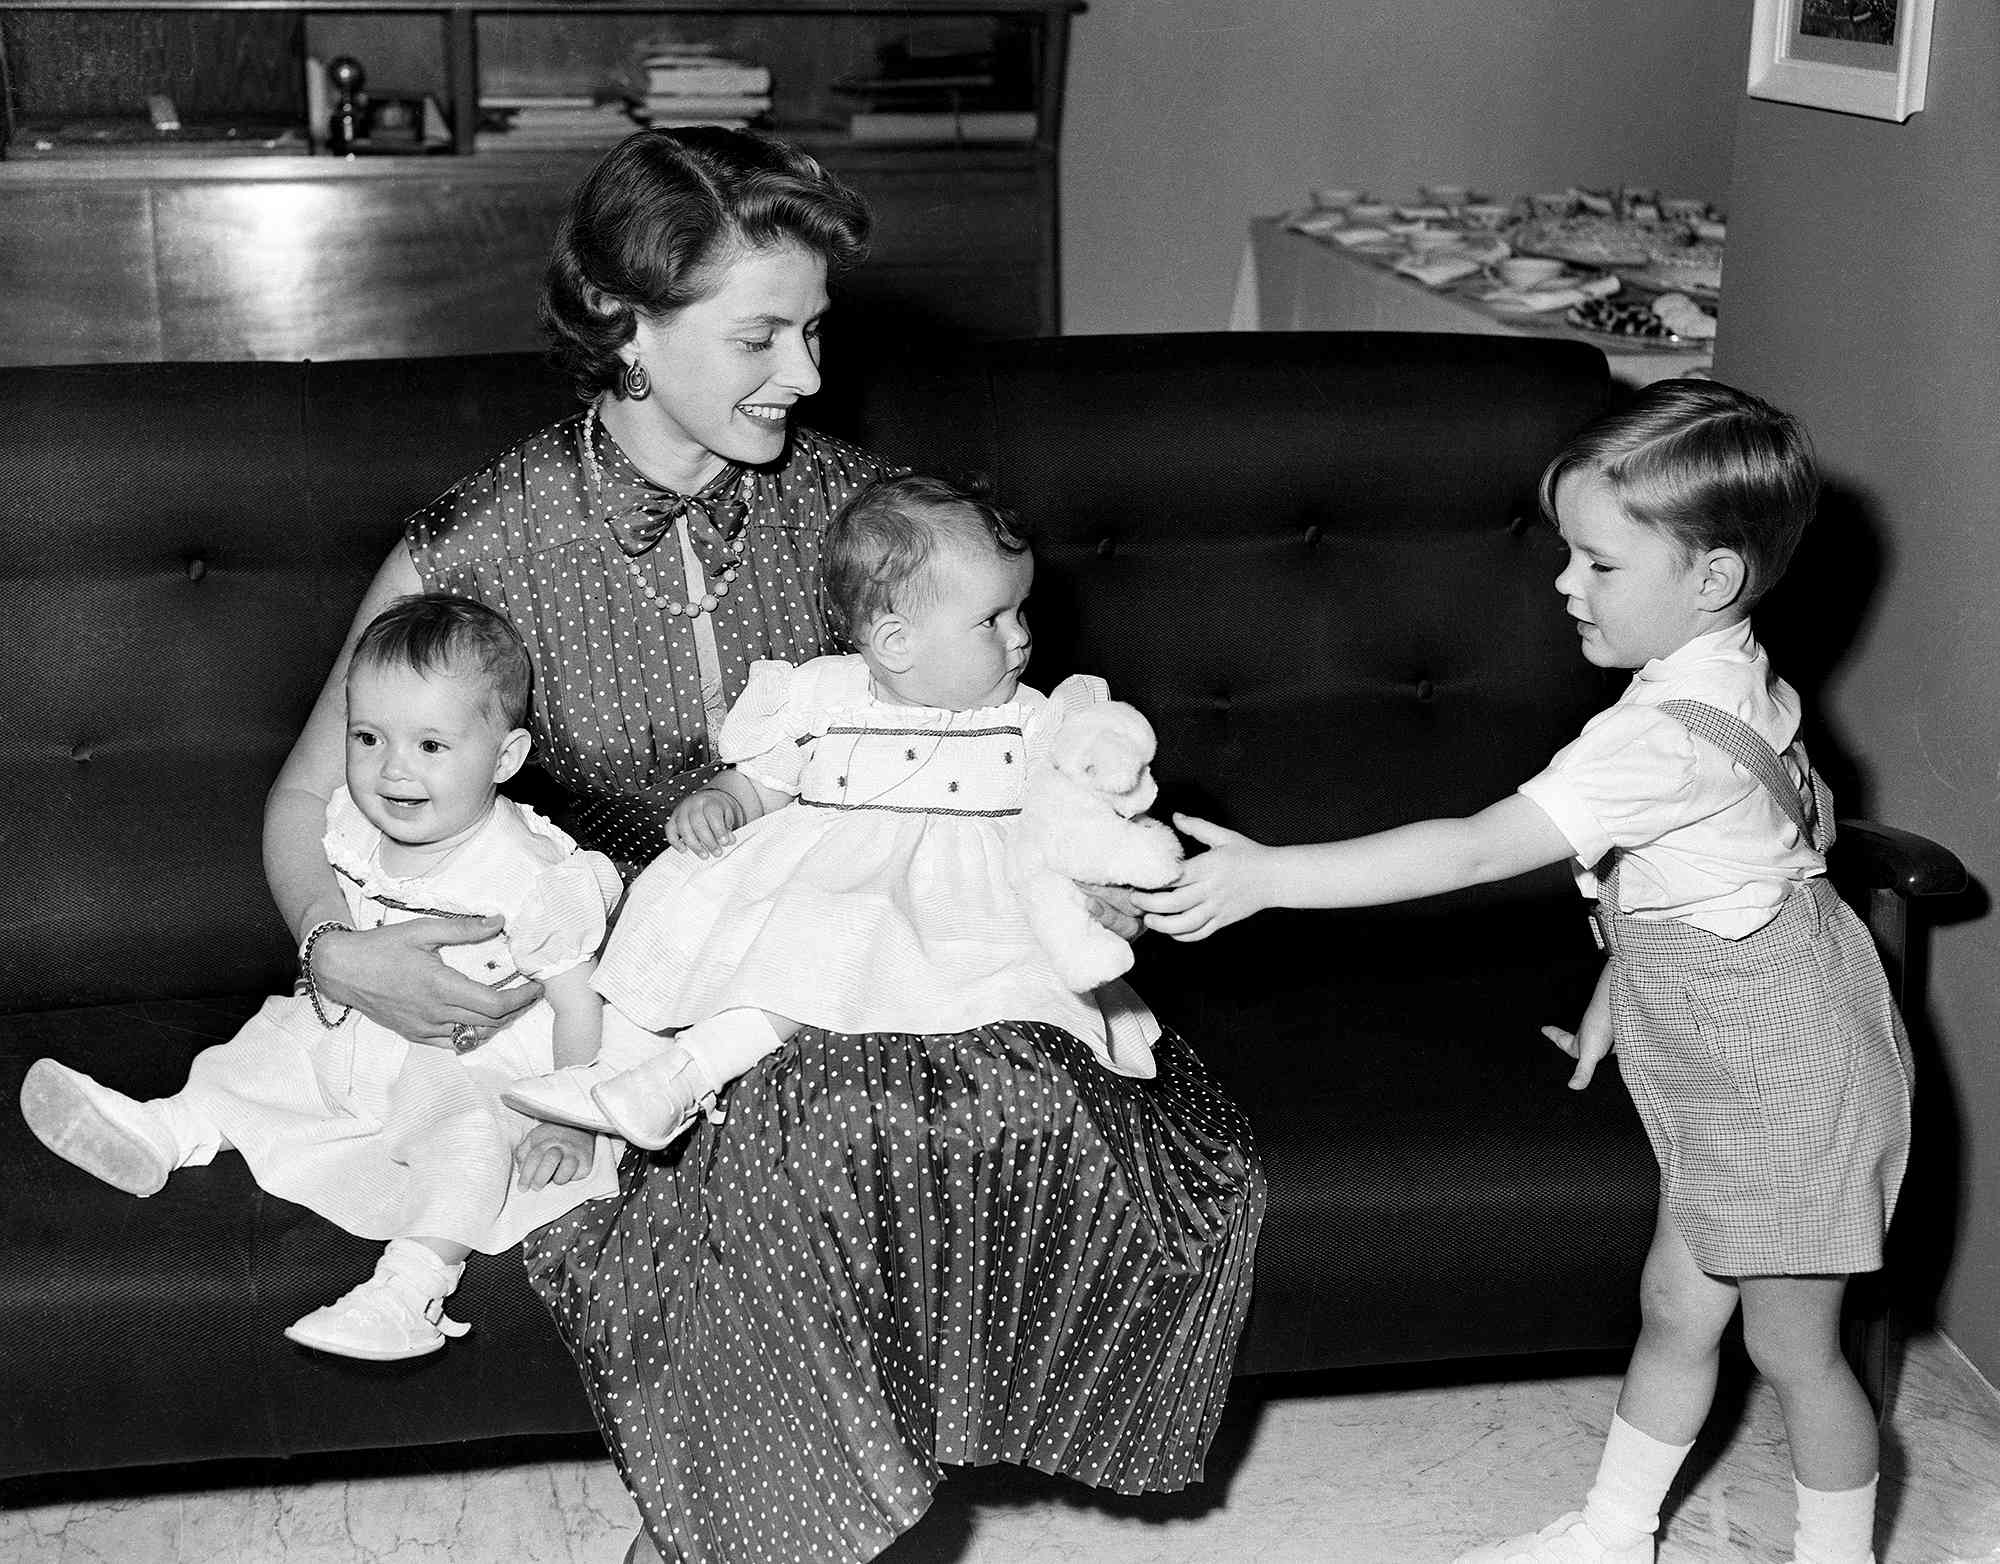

1831,819,1968,900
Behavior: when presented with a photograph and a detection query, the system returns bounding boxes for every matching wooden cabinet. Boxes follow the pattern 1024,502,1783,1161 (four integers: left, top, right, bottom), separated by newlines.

0,0,1081,365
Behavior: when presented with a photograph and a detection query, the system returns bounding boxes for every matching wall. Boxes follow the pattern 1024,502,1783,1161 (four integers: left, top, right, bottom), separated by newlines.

1059,0,1743,334
1715,0,2000,1385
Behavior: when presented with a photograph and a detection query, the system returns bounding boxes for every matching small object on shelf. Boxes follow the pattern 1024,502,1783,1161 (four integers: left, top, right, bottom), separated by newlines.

328,56,365,156
145,94,181,133
639,51,772,99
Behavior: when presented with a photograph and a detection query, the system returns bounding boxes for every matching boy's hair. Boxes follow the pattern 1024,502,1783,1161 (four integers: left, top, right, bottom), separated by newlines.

349,594,534,729
819,473,1031,649
1538,378,1820,610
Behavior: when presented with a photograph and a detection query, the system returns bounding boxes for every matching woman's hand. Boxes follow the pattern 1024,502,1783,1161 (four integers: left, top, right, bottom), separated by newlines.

1132,814,1277,941
312,919,543,1048
515,1123,597,1191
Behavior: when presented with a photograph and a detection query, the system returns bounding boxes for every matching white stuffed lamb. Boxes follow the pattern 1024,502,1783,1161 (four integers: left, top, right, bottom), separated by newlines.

1009,699,1184,994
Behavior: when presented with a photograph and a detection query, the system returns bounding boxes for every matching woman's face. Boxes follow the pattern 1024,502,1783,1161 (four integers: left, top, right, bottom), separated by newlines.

623,242,830,485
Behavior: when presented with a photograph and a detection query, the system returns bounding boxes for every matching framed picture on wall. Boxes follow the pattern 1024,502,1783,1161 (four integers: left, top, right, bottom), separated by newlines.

1747,0,1936,121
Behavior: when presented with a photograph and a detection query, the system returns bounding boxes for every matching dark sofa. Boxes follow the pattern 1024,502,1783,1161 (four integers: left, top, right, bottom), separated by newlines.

0,333,1962,1484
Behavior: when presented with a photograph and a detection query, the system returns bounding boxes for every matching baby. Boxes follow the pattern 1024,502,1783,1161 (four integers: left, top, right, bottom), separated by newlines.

21,593,631,1361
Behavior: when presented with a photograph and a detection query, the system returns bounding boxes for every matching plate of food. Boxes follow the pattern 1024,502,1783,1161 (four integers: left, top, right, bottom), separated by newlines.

1564,294,1716,349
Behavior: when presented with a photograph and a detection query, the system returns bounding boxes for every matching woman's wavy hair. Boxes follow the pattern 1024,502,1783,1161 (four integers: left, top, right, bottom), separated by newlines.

819,473,1031,651
1538,377,1819,611
540,127,873,402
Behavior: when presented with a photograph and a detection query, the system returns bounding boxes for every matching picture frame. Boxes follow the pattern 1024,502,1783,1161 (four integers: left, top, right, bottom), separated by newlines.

1747,0,1936,122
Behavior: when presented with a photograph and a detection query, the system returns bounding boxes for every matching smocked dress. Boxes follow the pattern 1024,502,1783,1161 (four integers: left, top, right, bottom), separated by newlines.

406,412,1265,1564
178,790,626,1251
1519,628,1911,1276
598,654,1160,1077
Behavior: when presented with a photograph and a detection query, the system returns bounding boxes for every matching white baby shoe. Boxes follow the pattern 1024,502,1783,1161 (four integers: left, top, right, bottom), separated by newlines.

19,1058,182,1197
590,1045,720,1152
502,1063,623,1135
1454,1512,1655,1564
284,1244,469,1362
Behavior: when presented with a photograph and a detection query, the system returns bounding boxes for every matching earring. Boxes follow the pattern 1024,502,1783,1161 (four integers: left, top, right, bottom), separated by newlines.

622,360,652,401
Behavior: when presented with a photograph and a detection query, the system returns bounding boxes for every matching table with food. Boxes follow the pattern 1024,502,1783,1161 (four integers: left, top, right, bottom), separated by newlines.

1235,183,1723,386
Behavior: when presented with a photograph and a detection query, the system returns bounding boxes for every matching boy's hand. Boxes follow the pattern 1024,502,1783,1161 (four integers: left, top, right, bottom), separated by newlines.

514,1122,596,1190
1133,814,1274,941
1542,972,1615,1090
668,787,744,858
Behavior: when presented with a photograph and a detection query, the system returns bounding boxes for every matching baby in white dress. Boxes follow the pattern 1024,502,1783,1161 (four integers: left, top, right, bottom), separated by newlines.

20,594,633,1361
505,473,1161,1150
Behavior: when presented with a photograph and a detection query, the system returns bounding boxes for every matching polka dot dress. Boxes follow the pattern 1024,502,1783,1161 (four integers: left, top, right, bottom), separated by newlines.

408,413,885,868
408,414,1268,1564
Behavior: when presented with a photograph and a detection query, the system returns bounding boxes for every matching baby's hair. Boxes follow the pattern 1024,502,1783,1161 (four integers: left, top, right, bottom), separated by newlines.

349,593,534,730
819,473,1031,650
1539,378,1820,610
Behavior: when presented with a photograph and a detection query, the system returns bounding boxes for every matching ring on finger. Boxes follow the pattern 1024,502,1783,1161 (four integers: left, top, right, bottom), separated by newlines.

451,1022,478,1055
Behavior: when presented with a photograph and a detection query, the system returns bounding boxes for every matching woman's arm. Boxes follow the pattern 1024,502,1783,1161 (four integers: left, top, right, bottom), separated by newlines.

1136,792,1576,942
263,542,543,1044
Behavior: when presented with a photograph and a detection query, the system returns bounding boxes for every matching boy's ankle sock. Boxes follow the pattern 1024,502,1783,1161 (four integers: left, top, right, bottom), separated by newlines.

674,1010,785,1092
1791,1475,1876,1564
1579,1414,1695,1551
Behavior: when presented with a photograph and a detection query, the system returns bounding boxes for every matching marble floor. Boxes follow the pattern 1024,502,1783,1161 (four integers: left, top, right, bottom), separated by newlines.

6,1329,1998,1563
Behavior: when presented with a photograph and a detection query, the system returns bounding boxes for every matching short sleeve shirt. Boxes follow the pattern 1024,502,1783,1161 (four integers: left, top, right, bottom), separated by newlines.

1516,620,1825,937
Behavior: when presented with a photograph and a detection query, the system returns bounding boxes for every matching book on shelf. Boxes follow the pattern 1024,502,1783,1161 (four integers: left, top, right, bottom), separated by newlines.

475,98,640,150
847,109,1036,145
636,94,771,120
639,58,772,99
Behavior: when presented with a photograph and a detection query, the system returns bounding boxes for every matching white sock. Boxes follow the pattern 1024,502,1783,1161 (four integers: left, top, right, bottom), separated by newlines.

145,1092,226,1168
1580,1414,1695,1550
673,1010,785,1094
1792,1475,1876,1564
382,1239,464,1299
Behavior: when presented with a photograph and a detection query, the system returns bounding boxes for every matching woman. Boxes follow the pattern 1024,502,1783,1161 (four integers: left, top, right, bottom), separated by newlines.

265,127,1264,1564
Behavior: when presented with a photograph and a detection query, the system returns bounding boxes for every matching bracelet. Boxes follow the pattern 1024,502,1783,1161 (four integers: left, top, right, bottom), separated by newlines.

299,919,354,1030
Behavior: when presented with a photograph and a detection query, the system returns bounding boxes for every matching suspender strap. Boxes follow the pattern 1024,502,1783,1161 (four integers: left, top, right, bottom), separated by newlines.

1655,698,1834,852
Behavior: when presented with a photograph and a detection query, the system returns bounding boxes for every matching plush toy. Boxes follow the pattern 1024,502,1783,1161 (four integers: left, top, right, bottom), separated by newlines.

1010,699,1184,997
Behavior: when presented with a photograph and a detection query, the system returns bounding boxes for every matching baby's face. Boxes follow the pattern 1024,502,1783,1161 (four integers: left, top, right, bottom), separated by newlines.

344,660,520,855
894,542,1034,710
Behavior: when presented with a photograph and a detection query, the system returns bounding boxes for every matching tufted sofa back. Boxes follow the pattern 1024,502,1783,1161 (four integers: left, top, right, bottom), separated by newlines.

0,334,1610,1015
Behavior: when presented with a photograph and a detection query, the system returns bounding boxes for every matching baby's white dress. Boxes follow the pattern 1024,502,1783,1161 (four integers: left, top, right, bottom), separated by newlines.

596,655,1159,1076
178,789,625,1252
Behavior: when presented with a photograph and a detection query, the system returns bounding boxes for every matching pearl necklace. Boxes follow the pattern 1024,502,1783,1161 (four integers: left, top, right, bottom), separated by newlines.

583,406,748,618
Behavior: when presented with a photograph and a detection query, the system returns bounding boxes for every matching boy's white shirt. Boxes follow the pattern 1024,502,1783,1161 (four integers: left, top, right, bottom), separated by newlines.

1517,619,1824,938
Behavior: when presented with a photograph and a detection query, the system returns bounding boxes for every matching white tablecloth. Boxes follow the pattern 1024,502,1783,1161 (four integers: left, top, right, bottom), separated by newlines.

1232,218,1713,389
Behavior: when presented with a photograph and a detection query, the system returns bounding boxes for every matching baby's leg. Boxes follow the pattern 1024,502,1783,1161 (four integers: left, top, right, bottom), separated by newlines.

1739,1274,1878,1563
18,1058,228,1197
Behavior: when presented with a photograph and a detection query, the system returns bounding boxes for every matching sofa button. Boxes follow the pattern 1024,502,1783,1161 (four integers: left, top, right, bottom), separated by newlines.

186,554,207,581
1415,679,1436,702
1304,524,1321,546
71,742,92,763
1096,535,1116,558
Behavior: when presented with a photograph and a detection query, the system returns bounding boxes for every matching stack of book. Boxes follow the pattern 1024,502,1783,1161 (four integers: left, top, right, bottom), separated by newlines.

474,95,639,152
836,28,1035,145
635,50,772,129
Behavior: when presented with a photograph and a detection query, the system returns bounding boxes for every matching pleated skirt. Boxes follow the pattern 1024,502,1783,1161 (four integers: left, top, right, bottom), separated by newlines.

1603,876,1912,1277
522,1018,1264,1564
